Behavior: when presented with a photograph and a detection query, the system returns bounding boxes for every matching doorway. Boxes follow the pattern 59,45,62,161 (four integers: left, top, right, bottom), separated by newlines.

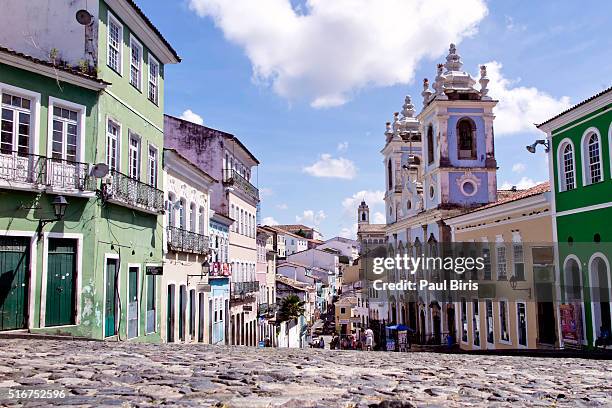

167,284,175,342
179,285,187,342
46,238,77,327
198,293,205,342
127,266,139,339
104,257,119,338
0,237,29,331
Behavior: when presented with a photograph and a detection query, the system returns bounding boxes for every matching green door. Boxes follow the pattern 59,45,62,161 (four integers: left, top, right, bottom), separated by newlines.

105,258,118,337
45,239,76,327
0,237,29,331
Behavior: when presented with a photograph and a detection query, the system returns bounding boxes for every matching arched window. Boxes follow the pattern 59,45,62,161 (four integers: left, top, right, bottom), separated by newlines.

427,125,434,164
178,198,186,228
583,131,602,185
198,206,205,235
361,212,366,221
189,202,196,232
167,193,176,227
558,141,575,191
457,118,476,160
387,159,393,190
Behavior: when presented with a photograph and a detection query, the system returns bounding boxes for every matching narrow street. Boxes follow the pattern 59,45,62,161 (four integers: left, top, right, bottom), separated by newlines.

0,339,610,407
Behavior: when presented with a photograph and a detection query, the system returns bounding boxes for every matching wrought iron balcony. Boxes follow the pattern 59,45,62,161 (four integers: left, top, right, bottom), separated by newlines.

166,226,210,255
222,169,259,202
0,151,94,192
103,169,164,214
231,281,259,298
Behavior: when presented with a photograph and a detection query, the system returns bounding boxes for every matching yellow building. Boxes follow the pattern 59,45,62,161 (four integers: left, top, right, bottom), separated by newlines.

446,182,560,350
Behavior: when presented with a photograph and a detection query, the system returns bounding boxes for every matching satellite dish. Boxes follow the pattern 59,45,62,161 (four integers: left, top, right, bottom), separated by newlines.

91,163,109,178
76,9,93,26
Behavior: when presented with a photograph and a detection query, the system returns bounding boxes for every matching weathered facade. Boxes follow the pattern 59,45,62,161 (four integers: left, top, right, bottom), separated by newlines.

164,114,261,346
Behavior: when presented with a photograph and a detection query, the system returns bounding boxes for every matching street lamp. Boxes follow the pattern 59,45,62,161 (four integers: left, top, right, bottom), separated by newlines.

201,259,210,276
525,139,550,153
37,195,69,238
52,195,69,219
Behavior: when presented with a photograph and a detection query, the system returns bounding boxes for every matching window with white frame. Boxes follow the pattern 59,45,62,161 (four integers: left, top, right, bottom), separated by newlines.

107,13,123,74
585,132,602,184
499,300,510,342
199,206,205,235
496,245,507,280
106,120,120,171
472,300,480,347
51,106,78,162
167,193,176,227
130,36,143,90
128,133,140,179
559,142,575,191
148,55,159,104
1,92,31,155
513,243,525,280
148,146,157,187
189,202,196,232
179,198,186,229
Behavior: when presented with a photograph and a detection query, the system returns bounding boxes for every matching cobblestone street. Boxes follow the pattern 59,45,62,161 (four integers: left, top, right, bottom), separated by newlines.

0,339,610,407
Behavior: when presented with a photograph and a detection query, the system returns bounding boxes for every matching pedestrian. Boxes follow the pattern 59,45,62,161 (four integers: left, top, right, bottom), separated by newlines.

319,336,325,349
364,327,374,351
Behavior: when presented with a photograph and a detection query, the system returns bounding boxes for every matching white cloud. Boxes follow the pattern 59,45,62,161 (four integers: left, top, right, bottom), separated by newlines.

339,223,358,239
296,209,326,226
373,211,386,224
341,190,385,214
303,154,357,179
189,0,488,107
337,141,349,152
483,61,571,135
179,109,204,125
262,216,279,225
511,162,526,173
276,203,288,210
499,177,542,190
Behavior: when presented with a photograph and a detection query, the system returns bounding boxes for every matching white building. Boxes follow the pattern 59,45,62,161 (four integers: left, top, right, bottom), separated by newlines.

162,149,215,343
317,237,360,261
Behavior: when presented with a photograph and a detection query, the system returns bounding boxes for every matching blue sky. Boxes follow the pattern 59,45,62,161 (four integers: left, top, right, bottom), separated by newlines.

141,0,612,239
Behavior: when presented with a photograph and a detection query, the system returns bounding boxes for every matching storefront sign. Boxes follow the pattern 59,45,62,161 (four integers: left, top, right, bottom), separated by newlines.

145,265,163,276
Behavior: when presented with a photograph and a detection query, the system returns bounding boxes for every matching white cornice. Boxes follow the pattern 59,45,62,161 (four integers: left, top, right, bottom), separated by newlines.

105,0,179,65
0,53,107,91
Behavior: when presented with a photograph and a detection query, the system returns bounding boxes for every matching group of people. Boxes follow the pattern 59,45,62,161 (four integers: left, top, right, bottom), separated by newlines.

329,327,375,351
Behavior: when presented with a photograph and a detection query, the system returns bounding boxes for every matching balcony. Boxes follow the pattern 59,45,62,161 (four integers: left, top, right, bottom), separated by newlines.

166,226,210,255
231,281,259,299
0,151,95,194
103,169,164,214
222,169,259,202
258,302,277,317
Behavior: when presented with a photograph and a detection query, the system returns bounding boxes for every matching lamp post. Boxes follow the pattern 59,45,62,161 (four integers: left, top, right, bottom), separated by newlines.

37,195,69,238
525,139,550,153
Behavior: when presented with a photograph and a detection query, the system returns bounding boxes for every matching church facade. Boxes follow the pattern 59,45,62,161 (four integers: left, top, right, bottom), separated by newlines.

379,44,499,344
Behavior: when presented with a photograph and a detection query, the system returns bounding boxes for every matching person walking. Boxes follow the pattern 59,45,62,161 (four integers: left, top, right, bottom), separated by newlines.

364,327,374,351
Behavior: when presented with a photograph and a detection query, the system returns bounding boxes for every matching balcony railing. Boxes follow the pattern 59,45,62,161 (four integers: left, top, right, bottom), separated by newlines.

231,281,259,298
0,151,94,192
104,169,164,214
167,226,209,254
222,169,259,202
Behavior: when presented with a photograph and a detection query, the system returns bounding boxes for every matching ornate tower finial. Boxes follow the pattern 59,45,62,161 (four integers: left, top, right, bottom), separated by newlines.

433,63,448,100
479,65,491,100
421,78,433,106
401,95,415,118
444,43,463,72
384,121,393,142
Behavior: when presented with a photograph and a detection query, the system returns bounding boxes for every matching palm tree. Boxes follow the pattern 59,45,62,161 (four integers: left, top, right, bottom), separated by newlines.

278,294,306,322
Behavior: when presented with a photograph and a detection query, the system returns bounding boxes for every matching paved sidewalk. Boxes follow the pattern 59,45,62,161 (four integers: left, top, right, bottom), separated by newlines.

0,339,610,407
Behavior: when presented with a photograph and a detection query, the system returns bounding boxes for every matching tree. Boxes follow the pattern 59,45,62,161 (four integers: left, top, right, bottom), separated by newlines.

278,294,306,323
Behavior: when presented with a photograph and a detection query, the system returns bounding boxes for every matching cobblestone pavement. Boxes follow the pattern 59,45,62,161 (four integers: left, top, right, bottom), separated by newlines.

0,339,610,407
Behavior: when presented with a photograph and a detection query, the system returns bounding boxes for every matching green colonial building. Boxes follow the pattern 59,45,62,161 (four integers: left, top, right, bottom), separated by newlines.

537,86,612,348
0,0,179,341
